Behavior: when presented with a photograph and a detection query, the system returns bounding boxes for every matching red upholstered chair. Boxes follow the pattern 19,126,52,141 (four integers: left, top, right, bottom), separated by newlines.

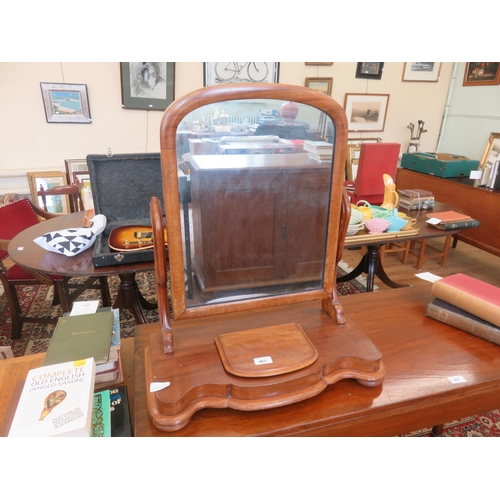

0,197,110,340
344,142,401,205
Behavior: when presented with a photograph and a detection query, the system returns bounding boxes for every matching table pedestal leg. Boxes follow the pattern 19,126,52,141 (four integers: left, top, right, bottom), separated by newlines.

338,244,410,292
113,272,158,324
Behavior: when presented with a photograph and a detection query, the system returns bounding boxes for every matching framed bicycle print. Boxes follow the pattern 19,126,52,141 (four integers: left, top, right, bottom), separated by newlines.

120,62,175,110
204,62,280,86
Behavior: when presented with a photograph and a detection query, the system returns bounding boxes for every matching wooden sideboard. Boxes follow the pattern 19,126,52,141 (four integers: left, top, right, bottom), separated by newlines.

396,167,500,257
189,153,331,291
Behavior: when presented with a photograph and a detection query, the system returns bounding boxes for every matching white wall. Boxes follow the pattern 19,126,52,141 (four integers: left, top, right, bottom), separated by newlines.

438,62,500,160
0,62,455,194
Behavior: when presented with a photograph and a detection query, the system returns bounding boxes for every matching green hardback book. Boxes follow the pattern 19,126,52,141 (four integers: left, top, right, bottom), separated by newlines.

43,311,114,367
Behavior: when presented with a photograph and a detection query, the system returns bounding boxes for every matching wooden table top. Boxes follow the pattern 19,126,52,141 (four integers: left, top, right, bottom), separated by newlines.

133,284,500,437
8,211,154,278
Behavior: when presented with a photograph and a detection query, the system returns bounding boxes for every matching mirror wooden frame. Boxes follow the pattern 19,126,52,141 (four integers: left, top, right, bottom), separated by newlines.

156,83,349,326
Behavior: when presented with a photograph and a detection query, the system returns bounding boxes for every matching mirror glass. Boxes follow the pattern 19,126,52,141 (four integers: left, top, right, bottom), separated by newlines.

175,98,336,309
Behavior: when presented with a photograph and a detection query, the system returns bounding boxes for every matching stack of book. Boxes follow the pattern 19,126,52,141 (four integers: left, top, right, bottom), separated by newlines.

425,210,480,231
0,193,18,206
397,188,434,210
303,140,333,163
95,309,124,390
426,274,500,346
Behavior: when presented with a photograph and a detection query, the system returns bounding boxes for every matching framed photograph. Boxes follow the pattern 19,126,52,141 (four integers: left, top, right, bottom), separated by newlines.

402,63,442,82
479,132,500,170
40,83,91,124
64,159,88,185
463,63,500,86
305,62,333,66
120,62,175,110
356,63,384,80
344,93,390,132
27,171,70,214
305,77,333,96
204,62,279,86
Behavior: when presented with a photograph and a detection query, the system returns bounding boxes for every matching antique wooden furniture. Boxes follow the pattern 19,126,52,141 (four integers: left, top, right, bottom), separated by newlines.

7,210,156,325
146,82,386,432
340,201,462,291
396,167,500,258
0,198,110,339
37,182,85,213
133,284,500,436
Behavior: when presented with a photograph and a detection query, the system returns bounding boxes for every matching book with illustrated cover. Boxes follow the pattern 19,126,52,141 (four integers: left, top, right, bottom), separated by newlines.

43,310,114,367
426,298,500,346
8,358,96,437
431,274,500,328
91,390,111,437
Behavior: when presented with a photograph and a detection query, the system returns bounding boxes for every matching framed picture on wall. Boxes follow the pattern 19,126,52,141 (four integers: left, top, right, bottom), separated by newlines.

344,93,389,132
27,171,70,214
305,62,333,66
355,63,384,80
305,77,333,96
40,83,91,124
463,63,500,86
402,63,442,82
204,63,279,86
64,159,88,185
120,62,175,110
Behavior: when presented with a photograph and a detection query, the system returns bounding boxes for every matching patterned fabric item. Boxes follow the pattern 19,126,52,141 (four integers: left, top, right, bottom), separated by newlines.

34,214,106,257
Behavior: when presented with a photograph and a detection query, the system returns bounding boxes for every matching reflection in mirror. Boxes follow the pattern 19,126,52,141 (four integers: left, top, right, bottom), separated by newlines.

175,98,336,310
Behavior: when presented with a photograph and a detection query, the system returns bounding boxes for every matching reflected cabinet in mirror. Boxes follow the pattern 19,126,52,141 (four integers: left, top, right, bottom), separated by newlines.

156,83,350,324
146,83,385,432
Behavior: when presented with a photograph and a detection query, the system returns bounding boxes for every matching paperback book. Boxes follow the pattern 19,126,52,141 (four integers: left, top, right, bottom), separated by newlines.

431,274,500,328
8,358,96,437
426,298,500,346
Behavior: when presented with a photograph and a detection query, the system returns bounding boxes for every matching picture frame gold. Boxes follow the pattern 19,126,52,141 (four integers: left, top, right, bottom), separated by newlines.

463,63,500,86
305,62,333,66
479,132,500,170
402,63,442,82
305,77,333,96
27,171,69,214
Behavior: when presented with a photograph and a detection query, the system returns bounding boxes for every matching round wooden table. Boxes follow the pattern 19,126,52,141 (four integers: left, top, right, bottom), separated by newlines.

7,211,157,324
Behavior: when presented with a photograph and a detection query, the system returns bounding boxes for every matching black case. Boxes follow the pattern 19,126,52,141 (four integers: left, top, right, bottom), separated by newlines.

87,153,166,267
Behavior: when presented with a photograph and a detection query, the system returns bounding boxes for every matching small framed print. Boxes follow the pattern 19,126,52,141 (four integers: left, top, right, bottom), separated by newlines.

305,77,333,96
305,62,333,66
402,62,442,82
356,63,384,80
120,62,175,110
463,63,500,86
27,171,70,214
40,83,91,123
344,93,390,132
204,62,279,86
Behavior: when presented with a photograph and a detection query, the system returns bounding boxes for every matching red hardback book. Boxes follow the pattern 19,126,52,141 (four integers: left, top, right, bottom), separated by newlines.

426,210,471,223
431,274,500,328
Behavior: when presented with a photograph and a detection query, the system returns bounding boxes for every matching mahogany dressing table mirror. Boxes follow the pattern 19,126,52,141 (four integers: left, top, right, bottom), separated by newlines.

147,83,385,432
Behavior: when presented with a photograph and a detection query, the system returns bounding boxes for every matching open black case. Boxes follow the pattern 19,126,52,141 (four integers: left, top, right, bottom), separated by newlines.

86,153,166,267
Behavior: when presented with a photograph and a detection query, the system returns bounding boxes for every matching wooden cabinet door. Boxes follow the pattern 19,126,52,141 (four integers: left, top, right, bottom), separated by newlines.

191,167,286,291
283,167,330,280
